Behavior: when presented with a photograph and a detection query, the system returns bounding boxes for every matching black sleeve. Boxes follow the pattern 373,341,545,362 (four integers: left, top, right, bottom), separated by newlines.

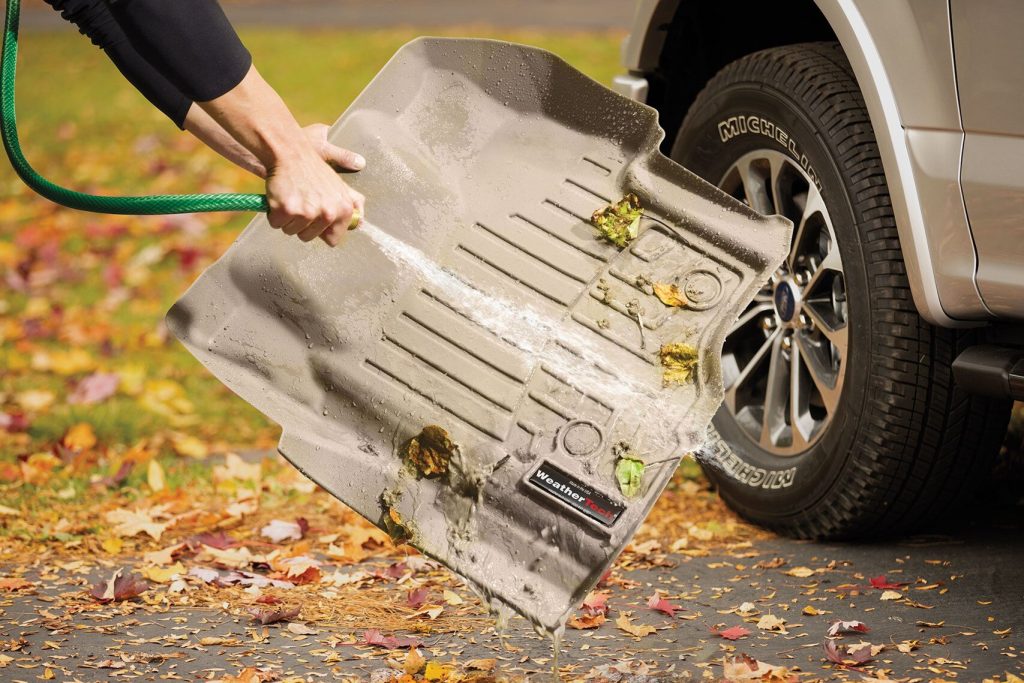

105,0,253,104
44,0,192,128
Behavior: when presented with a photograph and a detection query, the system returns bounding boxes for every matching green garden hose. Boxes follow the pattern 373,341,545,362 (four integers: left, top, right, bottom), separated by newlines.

1,0,268,215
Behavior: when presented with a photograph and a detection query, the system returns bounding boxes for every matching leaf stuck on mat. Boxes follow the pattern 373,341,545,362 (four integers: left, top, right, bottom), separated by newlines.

591,193,643,248
653,282,687,308
402,425,457,477
659,343,699,386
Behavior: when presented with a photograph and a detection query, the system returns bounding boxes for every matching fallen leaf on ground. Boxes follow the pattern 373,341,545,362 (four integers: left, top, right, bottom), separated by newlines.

215,667,276,683
713,625,752,641
63,422,97,451
615,612,656,638
582,590,609,615
171,434,209,459
68,372,119,405
105,506,171,541
756,613,788,633
869,575,906,589
188,531,234,550
88,568,147,603
247,605,300,625
286,622,317,635
196,545,254,570
880,590,903,601
466,659,497,672
895,640,920,653
17,389,56,413
723,654,799,682
260,519,306,543
407,587,430,609
147,459,165,492
0,578,34,591
141,543,181,565
647,592,681,617
142,562,185,583
822,638,874,667
827,620,870,637
568,612,606,629
0,412,29,432
140,380,194,424
424,661,450,681
403,648,426,675
361,629,422,649
916,620,945,628
213,453,261,483
785,566,815,578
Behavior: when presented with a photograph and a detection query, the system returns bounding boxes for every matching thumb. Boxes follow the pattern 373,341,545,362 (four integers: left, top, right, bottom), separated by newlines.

322,143,366,172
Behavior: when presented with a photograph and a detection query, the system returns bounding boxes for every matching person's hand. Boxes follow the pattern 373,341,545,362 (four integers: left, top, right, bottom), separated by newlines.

195,67,367,246
265,146,366,247
303,123,365,173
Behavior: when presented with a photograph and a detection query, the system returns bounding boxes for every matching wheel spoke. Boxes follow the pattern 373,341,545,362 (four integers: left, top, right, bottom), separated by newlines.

789,337,809,449
802,237,842,299
804,303,849,357
759,334,789,449
725,328,780,413
788,185,826,270
729,302,773,336
768,154,789,216
738,160,772,214
795,333,841,414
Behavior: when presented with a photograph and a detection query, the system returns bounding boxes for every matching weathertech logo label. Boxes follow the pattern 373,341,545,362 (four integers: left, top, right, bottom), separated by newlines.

528,463,624,527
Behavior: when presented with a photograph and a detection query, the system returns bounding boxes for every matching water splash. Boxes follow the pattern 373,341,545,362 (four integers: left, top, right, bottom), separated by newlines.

360,221,682,451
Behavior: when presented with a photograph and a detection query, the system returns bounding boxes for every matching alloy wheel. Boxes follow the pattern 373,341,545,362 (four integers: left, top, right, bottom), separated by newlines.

718,150,849,456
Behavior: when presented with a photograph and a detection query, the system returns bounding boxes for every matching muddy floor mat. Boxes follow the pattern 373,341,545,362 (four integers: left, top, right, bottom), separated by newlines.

167,38,790,632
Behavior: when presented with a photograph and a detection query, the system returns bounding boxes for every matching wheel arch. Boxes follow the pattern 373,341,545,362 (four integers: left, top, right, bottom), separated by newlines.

621,0,974,327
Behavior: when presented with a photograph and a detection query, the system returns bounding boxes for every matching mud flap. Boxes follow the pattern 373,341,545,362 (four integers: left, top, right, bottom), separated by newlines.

167,38,790,632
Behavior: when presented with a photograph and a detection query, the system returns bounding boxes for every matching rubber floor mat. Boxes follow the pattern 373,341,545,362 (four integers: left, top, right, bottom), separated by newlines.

167,38,790,633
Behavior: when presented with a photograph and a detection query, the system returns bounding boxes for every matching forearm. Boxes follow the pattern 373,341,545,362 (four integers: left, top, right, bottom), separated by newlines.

197,65,315,172
183,104,267,178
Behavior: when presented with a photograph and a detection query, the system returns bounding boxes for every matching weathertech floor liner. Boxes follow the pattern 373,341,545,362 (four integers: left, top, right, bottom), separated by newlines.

167,37,790,632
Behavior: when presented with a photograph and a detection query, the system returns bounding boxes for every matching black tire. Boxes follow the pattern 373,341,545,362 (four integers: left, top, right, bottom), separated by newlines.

671,42,1011,539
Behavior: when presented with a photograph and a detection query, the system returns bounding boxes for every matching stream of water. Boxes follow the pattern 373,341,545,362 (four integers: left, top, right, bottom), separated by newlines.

360,221,683,452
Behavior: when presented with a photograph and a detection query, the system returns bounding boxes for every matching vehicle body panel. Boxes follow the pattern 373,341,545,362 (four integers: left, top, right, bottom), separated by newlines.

619,0,1024,324
950,0,1024,319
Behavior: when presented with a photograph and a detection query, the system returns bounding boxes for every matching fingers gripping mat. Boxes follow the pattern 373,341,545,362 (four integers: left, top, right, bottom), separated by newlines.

167,38,790,632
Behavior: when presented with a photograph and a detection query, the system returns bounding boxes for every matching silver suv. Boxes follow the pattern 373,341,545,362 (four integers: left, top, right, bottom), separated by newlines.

613,0,1024,539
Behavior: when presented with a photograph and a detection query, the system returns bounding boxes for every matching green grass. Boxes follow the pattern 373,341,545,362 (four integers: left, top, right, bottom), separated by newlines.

0,28,625,462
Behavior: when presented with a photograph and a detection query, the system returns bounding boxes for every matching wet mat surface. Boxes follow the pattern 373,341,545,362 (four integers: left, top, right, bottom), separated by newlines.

167,38,790,631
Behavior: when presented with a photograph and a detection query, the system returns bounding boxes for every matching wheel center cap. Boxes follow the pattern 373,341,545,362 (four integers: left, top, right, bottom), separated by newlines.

774,280,800,323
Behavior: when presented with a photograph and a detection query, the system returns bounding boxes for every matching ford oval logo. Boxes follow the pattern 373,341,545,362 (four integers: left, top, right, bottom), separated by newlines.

774,283,796,322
